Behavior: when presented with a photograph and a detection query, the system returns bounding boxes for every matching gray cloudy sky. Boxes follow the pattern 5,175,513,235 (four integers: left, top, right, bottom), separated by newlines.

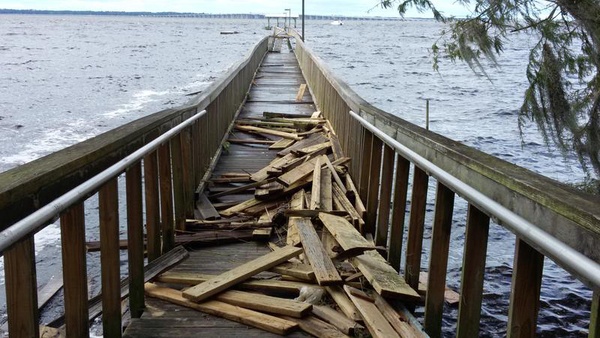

0,0,468,17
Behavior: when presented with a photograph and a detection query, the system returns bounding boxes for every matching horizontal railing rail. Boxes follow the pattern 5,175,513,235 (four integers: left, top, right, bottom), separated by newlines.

291,30,600,337
0,110,206,255
350,110,600,288
0,36,269,337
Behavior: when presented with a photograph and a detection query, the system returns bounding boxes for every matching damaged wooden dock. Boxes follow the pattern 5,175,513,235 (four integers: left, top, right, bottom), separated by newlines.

1,31,599,338
123,47,423,337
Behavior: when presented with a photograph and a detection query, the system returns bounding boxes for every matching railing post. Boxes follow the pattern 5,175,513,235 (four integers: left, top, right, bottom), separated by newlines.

388,154,410,271
507,238,544,338
359,129,373,205
375,144,394,247
158,143,175,252
171,135,186,232
181,127,195,219
456,204,490,337
424,182,455,338
405,166,429,290
590,291,599,338
365,136,383,235
126,162,145,319
99,179,122,337
61,203,90,338
192,119,203,187
4,236,39,338
144,151,161,262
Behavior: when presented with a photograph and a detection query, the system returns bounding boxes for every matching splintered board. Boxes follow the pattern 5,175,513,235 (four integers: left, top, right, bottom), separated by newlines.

182,246,303,302
294,217,343,285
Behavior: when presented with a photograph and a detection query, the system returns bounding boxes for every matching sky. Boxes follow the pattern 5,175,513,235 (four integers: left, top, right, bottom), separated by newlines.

0,0,469,17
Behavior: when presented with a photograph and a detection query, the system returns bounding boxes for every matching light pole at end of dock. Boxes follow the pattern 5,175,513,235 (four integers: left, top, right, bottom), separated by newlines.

302,0,305,41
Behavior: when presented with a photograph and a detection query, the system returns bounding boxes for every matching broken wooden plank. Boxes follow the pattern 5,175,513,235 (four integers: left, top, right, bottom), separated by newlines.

243,200,283,216
312,305,364,336
255,181,284,200
332,183,364,229
182,246,303,302
324,286,362,322
284,315,350,338
278,133,330,156
310,157,322,210
345,176,366,218
287,190,305,246
350,250,421,302
296,83,308,102
252,213,273,240
292,141,332,157
295,218,343,285
328,133,345,161
318,213,375,253
271,262,315,282
269,138,296,149
219,197,263,217
157,272,319,295
145,283,298,335
373,293,425,337
344,285,400,338
236,125,302,140
251,153,297,182
38,275,64,310
196,193,221,220
277,155,326,187
418,271,460,305
321,168,334,211
323,157,347,195
215,289,312,318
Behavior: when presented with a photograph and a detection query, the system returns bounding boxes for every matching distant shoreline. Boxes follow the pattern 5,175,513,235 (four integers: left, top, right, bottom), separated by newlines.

0,8,414,21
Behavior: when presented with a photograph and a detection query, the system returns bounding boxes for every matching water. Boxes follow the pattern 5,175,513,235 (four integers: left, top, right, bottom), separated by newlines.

0,15,593,336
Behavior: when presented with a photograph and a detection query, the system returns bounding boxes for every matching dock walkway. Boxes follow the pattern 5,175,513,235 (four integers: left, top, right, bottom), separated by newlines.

123,49,316,337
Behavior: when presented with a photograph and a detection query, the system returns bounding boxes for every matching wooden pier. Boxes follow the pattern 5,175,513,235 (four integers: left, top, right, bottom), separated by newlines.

0,32,598,338
124,49,322,338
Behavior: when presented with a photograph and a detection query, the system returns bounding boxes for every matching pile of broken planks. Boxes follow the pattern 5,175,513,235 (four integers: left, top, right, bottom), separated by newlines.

148,111,427,337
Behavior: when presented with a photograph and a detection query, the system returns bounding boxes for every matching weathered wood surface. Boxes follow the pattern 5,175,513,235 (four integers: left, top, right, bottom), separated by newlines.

146,283,298,335
157,271,319,295
182,246,303,302
215,289,312,318
344,286,400,338
295,217,343,285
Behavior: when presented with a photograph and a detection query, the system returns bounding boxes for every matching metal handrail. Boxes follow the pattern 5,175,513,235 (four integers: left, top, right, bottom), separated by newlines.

350,110,600,289
0,109,207,255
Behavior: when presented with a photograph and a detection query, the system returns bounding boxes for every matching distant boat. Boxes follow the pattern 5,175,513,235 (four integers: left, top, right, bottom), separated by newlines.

220,31,240,35
330,20,343,26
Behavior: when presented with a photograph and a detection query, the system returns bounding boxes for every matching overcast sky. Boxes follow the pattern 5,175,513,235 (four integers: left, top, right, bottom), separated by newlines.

0,0,469,17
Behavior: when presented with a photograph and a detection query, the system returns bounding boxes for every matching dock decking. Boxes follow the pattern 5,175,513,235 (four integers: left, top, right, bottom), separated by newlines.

123,49,316,338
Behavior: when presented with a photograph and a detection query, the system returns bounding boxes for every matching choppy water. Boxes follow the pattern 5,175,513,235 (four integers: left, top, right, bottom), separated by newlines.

0,15,594,336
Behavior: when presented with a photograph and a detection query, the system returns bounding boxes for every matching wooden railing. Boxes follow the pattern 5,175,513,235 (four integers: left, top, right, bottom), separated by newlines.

292,31,600,337
0,36,269,337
